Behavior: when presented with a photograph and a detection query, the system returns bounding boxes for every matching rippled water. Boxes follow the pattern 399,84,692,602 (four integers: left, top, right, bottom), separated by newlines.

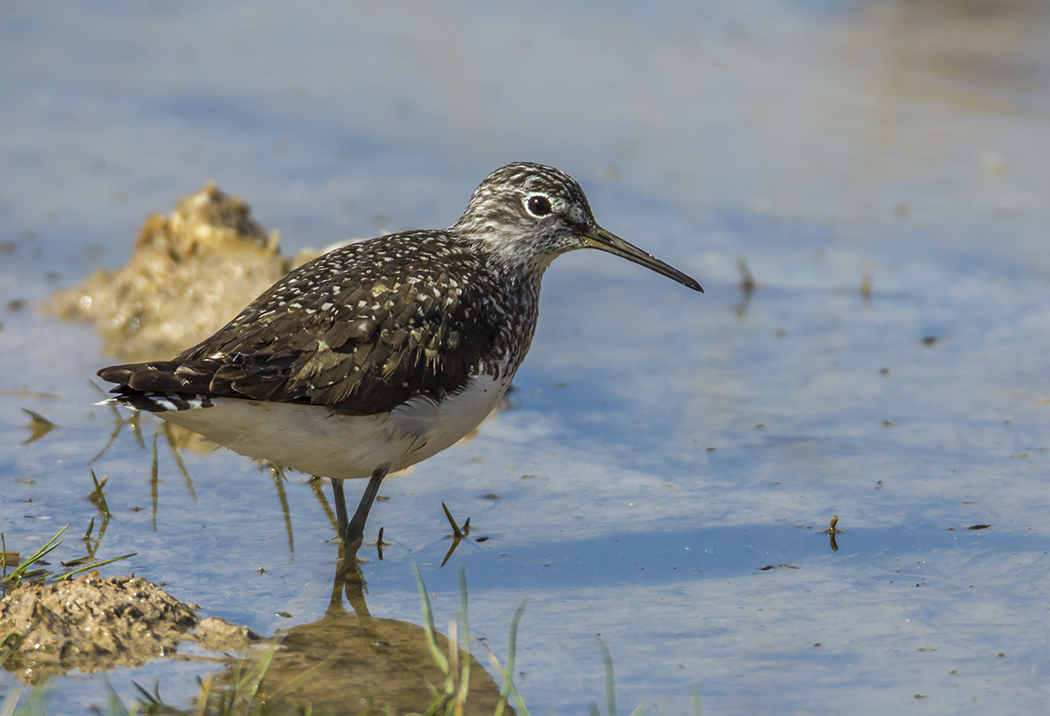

3,2,1050,714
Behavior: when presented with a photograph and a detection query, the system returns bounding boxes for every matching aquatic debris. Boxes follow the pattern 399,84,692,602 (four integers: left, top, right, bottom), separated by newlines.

820,515,843,535
737,257,756,295
821,515,844,552
20,409,56,445
441,503,472,567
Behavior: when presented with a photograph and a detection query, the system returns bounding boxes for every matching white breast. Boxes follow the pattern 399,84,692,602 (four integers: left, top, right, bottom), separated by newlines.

153,372,513,480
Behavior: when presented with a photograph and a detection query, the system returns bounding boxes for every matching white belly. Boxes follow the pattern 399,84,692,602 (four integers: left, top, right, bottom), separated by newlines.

154,373,512,480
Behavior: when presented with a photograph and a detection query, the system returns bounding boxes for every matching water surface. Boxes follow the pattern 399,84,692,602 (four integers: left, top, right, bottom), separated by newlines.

2,1,1049,714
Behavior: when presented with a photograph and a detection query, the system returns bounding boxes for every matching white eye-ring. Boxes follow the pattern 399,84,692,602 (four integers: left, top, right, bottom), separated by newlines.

525,194,553,217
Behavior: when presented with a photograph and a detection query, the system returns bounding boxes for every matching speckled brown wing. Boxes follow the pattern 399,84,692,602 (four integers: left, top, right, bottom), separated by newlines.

99,231,509,416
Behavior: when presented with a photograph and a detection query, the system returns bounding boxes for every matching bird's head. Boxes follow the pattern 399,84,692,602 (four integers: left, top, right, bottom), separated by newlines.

454,162,702,292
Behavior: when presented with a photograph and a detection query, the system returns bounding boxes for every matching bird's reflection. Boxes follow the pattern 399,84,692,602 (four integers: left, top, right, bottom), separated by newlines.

220,543,511,715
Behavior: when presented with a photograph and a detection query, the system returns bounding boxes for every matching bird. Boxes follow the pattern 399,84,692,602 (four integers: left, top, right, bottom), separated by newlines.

97,163,703,547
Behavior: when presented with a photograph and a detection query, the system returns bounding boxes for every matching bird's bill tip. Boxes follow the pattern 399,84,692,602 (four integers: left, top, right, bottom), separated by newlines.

583,226,703,293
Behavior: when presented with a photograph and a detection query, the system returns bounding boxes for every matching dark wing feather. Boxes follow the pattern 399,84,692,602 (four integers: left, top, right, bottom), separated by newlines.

99,231,509,416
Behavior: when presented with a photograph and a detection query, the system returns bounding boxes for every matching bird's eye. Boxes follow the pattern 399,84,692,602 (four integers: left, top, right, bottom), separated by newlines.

526,195,553,217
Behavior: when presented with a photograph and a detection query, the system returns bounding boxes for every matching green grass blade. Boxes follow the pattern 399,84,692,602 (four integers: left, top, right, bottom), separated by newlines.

595,636,617,716
1,613,47,670
3,525,69,587
1,689,23,716
244,640,279,712
626,702,650,716
6,685,54,716
56,552,136,581
411,563,450,675
90,469,110,516
493,598,528,716
455,564,471,713
691,687,703,716
194,673,213,716
132,680,163,705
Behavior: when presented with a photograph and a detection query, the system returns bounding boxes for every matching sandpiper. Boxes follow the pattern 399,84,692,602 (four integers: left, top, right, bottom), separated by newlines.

98,163,703,545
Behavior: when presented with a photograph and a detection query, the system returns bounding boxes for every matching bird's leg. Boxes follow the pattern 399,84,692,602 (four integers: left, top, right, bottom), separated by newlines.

332,479,349,537
330,541,371,619
342,466,389,547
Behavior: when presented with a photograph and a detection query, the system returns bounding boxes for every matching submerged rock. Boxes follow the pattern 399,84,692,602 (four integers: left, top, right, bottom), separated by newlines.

0,573,258,685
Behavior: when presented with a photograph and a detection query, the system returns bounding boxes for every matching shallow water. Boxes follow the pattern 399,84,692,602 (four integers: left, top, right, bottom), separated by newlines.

3,1,1050,714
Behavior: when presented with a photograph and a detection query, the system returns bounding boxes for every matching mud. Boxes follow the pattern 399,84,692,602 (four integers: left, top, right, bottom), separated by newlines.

46,183,316,361
0,574,259,685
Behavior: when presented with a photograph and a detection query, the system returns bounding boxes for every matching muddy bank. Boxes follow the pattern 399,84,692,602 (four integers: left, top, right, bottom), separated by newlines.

46,183,317,361
0,574,258,685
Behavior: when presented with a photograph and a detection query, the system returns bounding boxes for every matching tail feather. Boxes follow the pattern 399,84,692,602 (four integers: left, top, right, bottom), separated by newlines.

98,361,216,414
101,390,215,413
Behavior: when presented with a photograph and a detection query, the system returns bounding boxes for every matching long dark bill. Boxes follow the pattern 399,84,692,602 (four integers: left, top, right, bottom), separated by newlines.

582,225,703,293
